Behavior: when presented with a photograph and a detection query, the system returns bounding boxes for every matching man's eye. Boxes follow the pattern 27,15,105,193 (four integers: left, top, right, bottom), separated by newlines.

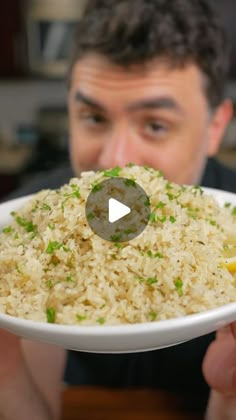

146,121,167,135
82,114,106,125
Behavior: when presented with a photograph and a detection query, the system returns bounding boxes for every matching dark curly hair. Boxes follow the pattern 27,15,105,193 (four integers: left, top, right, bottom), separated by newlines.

69,0,229,108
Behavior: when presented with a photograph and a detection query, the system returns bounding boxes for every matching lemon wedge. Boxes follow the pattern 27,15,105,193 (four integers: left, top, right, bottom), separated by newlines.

223,256,236,274
222,239,236,273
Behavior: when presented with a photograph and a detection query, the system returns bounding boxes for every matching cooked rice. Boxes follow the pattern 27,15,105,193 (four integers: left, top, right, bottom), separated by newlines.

0,165,236,325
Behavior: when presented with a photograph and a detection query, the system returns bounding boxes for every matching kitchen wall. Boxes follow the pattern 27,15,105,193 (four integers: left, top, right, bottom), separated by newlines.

0,79,69,200
0,80,66,143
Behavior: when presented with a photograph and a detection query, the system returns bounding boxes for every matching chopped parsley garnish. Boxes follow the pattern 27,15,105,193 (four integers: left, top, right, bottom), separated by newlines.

31,201,39,213
147,249,164,258
114,242,123,249
155,252,164,258
149,311,157,321
76,314,87,322
2,226,13,233
169,216,176,223
126,163,135,168
147,250,164,258
187,207,197,219
96,317,106,324
29,232,38,240
224,202,231,208
187,207,200,217
156,201,166,209
232,207,236,216
209,220,216,226
87,212,95,220
41,203,51,211
110,234,122,242
63,246,70,252
66,275,75,283
124,228,134,235
149,212,158,223
46,307,56,323
70,184,81,198
124,178,136,187
144,196,151,207
62,185,81,209
16,263,22,273
167,193,175,201
46,241,63,254
158,216,167,223
45,280,53,289
149,213,166,223
103,166,121,177
15,216,36,233
192,185,204,195
91,182,103,193
175,278,183,296
48,223,55,230
147,277,158,285
166,182,173,190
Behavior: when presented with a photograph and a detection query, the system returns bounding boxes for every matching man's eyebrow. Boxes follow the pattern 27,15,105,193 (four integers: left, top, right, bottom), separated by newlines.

74,91,184,115
74,91,105,111
127,96,184,114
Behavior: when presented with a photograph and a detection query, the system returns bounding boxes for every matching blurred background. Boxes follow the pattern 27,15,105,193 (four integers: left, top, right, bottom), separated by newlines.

0,0,236,200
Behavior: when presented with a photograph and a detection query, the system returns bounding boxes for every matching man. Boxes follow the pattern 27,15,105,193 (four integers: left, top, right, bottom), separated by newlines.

1,0,236,419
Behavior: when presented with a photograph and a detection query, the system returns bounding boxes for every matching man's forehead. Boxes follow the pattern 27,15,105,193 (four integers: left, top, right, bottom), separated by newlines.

71,53,204,87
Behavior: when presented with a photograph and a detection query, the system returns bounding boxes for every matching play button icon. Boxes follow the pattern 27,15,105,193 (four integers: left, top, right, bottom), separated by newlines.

108,198,131,223
85,177,150,242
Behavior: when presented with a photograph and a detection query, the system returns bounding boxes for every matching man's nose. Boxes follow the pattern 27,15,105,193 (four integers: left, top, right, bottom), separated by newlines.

98,126,142,168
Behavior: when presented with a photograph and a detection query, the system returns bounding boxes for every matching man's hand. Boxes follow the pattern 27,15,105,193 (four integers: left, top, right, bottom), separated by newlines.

0,329,23,381
0,329,65,420
203,322,236,419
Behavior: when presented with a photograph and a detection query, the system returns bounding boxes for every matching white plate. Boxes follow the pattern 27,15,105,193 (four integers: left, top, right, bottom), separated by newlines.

0,188,236,353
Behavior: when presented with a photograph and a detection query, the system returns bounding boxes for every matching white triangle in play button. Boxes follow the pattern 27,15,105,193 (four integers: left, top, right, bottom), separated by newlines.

108,198,131,223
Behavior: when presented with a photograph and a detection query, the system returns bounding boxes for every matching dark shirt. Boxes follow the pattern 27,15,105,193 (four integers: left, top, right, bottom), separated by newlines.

4,158,236,396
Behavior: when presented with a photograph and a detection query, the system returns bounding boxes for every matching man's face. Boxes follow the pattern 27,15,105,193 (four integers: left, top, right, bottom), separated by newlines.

68,54,224,184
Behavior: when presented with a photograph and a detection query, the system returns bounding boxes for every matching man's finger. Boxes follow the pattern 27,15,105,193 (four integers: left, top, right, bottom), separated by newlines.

216,324,232,340
230,322,236,340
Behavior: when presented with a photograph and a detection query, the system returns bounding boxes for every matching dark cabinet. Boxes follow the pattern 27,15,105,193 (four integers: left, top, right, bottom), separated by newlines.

0,1,27,78
0,0,85,79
